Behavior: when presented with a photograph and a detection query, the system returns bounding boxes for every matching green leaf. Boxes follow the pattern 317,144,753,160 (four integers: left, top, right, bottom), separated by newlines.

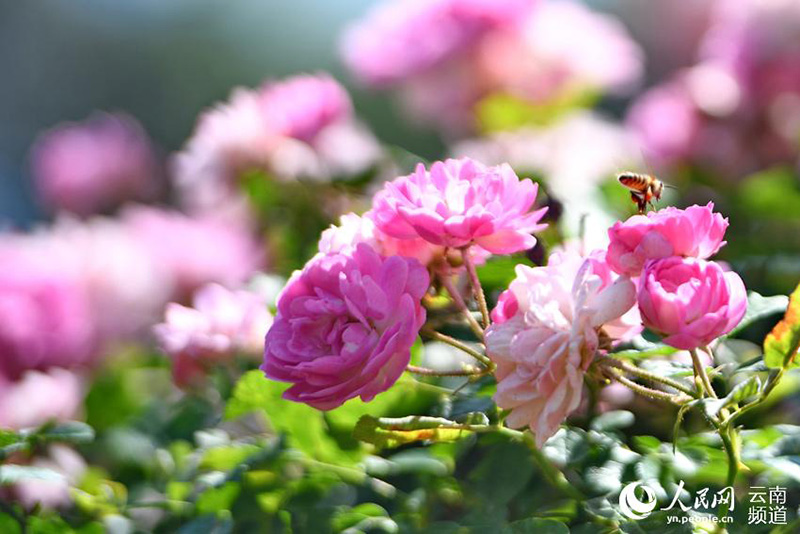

196,483,240,515
477,88,598,133
331,503,389,532
0,465,65,485
40,421,95,444
590,411,635,432
225,371,349,464
723,376,762,406
200,444,261,472
504,518,569,534
764,283,800,368
726,292,789,337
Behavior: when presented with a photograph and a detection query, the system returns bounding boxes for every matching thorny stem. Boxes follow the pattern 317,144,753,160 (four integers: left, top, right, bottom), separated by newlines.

460,247,491,329
598,356,697,397
605,368,693,405
421,327,493,368
438,271,485,340
406,364,489,377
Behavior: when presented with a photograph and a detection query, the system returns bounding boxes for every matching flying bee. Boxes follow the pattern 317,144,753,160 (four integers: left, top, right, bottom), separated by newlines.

617,172,667,214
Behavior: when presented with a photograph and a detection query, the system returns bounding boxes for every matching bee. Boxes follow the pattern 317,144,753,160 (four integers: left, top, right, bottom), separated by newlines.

617,172,666,214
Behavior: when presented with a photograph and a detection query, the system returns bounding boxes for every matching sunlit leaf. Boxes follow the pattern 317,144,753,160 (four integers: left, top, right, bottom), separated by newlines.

226,371,353,464
726,292,789,337
353,415,471,449
764,283,800,369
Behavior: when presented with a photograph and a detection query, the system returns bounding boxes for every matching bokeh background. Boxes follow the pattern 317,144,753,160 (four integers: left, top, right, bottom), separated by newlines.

3,0,800,531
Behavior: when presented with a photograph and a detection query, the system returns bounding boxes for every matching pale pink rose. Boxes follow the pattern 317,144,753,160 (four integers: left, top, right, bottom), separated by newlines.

37,216,173,342
341,0,532,86
477,0,643,102
14,446,86,510
319,212,442,267
262,244,428,410
31,112,159,217
0,369,84,429
485,248,637,446
606,203,729,277
637,257,747,350
121,206,264,299
371,158,547,254
154,283,273,387
0,243,96,379
173,74,380,223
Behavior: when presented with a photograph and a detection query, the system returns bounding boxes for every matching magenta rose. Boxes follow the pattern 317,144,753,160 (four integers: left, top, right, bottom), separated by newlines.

606,203,729,277
262,243,428,410
638,257,747,350
371,158,547,254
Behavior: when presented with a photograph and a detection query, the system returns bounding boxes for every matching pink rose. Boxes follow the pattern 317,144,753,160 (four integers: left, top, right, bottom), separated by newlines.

122,206,264,299
486,249,637,446
31,112,159,217
173,74,380,223
0,369,84,430
0,245,96,379
371,158,547,254
262,244,428,410
606,203,729,277
13,445,86,510
154,283,273,387
637,256,747,350
341,0,532,86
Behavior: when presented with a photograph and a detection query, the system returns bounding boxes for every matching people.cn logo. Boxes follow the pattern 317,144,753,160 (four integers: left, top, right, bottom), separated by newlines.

619,482,657,520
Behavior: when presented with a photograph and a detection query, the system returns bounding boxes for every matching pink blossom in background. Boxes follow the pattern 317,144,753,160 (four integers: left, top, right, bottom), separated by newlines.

477,0,643,102
341,0,533,86
155,283,272,387
259,74,352,142
31,112,159,217
13,445,87,510
454,111,639,250
626,78,702,166
342,0,641,134
37,216,173,342
262,244,428,410
637,256,747,350
606,203,729,277
173,74,380,223
485,248,637,446
372,158,547,254
122,206,264,300
0,243,96,379
0,369,84,429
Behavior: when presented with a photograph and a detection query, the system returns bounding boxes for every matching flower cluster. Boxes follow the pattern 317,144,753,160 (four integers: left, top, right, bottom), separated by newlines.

342,0,642,133
262,156,547,408
607,203,747,349
627,0,800,178
173,73,380,223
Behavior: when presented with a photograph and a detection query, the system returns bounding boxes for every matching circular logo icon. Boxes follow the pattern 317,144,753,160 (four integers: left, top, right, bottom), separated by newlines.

619,482,657,520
